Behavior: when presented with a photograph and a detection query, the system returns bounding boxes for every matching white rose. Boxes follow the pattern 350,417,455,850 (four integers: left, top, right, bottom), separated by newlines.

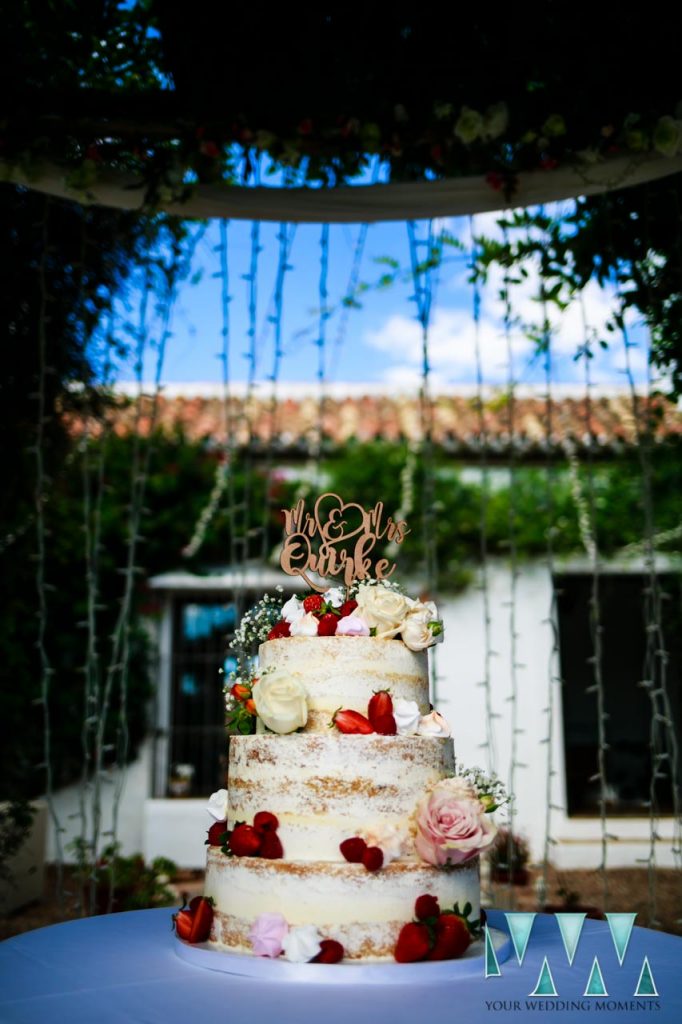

401,601,444,651
323,586,346,608
252,669,308,734
354,584,411,638
282,924,322,962
206,789,228,821
281,595,304,624
393,698,421,736
454,106,484,144
360,823,406,866
289,612,319,637
653,115,682,157
418,710,451,738
483,101,509,140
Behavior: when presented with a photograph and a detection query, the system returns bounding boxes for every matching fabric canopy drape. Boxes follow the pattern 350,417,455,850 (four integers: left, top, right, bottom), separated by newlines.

5,153,682,222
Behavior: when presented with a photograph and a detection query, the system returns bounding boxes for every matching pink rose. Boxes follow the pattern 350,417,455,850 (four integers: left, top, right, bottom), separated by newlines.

248,911,289,957
336,614,370,637
415,781,497,866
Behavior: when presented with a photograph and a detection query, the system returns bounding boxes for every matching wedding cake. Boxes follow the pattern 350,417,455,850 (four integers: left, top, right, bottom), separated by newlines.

182,495,504,963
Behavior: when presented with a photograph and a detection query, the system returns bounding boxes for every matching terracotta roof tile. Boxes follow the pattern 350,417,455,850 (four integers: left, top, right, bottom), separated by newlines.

65,391,682,455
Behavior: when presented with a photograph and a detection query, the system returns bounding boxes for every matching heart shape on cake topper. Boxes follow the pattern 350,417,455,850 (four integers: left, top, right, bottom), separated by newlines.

314,493,367,545
279,492,410,592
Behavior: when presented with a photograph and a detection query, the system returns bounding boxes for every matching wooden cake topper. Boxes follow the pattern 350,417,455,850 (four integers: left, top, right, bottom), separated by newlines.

279,493,410,592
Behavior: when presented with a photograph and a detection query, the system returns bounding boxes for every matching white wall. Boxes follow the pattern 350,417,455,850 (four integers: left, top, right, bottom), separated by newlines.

46,739,153,862
435,560,558,861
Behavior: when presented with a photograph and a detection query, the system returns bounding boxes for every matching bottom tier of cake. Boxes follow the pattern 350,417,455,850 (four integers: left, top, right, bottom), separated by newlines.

204,848,480,961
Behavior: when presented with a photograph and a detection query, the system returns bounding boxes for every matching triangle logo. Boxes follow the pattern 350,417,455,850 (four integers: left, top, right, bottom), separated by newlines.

485,924,502,978
529,956,558,997
584,956,609,997
634,956,659,997
555,913,586,965
505,912,536,966
605,913,637,965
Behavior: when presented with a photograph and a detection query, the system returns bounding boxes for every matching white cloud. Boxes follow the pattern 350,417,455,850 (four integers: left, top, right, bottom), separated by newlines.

365,307,533,385
364,258,648,388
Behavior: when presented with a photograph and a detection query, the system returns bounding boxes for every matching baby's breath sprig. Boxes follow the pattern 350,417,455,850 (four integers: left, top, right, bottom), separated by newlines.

457,765,510,813
349,577,404,598
230,591,284,664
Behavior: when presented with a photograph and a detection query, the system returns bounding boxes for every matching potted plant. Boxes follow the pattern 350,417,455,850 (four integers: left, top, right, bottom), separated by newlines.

487,828,530,885
0,800,45,914
70,839,178,915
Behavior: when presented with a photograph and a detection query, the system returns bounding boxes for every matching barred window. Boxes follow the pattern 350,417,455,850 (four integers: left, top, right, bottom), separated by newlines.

556,572,682,817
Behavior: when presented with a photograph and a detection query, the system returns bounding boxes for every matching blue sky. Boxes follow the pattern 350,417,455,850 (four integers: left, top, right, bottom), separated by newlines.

109,204,653,395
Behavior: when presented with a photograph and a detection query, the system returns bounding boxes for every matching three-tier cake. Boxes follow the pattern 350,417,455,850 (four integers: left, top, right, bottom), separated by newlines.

189,495,503,963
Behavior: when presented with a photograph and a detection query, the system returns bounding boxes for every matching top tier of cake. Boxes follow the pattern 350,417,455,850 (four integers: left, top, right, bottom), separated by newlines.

258,635,430,732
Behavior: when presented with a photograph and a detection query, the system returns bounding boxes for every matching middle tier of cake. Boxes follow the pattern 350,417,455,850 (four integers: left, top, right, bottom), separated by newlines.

227,733,455,861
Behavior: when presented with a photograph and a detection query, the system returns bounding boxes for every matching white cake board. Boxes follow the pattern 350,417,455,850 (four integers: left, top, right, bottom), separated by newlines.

174,926,512,985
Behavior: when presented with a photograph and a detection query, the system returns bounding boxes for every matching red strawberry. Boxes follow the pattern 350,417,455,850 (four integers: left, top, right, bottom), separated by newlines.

373,713,397,735
267,620,291,640
428,914,471,960
317,613,338,636
253,811,279,833
173,907,193,941
228,823,262,857
259,830,284,859
415,894,441,920
362,846,384,872
189,897,214,943
394,922,432,963
230,683,251,701
331,709,373,734
340,837,367,863
312,939,344,963
368,690,394,730
339,599,358,618
303,594,324,612
206,821,227,846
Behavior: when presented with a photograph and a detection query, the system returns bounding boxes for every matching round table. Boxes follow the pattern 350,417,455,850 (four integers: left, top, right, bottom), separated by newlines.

1,909,681,1023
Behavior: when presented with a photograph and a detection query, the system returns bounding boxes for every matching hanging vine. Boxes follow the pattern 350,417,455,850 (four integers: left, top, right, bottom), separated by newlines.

537,220,563,908
607,182,681,922
328,223,371,381
406,219,441,700
469,215,498,780
85,225,205,907
236,216,262,570
577,290,611,912
33,195,65,900
78,284,117,913
500,219,524,910
261,222,297,560
182,220,235,561
314,223,331,484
